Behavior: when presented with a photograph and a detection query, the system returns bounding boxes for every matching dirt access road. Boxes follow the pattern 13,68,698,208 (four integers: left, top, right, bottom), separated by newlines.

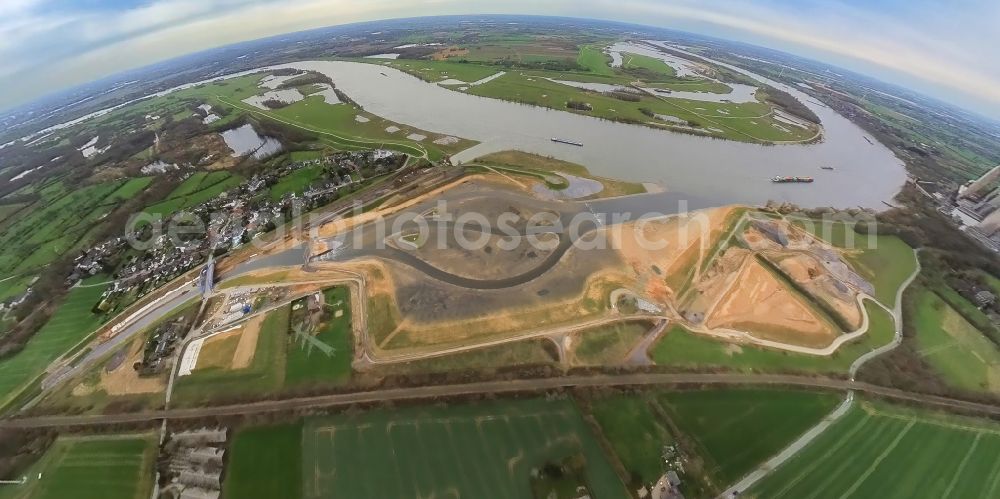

6,372,1000,429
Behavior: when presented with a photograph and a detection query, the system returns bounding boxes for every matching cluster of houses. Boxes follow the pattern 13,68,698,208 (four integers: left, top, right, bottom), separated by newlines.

950,277,999,318
159,427,228,499
138,315,192,376
639,444,686,499
60,149,406,315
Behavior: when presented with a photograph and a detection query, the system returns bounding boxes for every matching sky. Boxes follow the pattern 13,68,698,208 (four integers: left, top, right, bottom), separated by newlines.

2,0,999,118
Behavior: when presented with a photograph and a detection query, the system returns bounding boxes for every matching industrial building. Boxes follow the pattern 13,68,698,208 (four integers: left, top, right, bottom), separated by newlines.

957,165,1000,220
160,428,228,499
954,165,1000,249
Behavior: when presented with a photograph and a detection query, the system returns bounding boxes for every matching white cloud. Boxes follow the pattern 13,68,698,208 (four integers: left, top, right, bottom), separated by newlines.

1,0,999,117
599,0,1000,109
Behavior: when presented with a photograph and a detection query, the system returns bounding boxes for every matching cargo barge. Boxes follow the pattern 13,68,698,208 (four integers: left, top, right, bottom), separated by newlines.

551,138,583,147
771,176,814,183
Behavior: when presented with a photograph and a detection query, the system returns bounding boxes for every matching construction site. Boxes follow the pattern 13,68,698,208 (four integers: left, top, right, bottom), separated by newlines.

273,170,882,366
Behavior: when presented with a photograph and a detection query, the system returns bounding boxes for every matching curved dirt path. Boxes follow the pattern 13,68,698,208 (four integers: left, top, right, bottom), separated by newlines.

849,248,921,379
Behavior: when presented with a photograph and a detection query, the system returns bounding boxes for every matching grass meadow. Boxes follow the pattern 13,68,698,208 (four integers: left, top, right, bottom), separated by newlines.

589,395,674,485
659,388,841,485
224,423,304,499
283,287,354,388
0,434,157,499
650,301,895,374
911,287,1000,393
750,400,1000,498
174,286,356,404
171,304,288,406
791,219,917,307
0,282,108,410
299,398,628,499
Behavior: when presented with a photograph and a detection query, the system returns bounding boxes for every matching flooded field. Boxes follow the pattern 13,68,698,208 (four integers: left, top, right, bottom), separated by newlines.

242,88,305,109
609,42,703,77
220,124,283,159
549,77,759,104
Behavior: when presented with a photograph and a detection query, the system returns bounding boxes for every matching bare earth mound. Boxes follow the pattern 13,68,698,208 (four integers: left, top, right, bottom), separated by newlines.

99,340,165,395
232,315,265,369
706,257,838,347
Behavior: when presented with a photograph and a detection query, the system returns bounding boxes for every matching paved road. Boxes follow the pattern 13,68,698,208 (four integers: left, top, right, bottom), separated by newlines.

719,392,856,497
623,320,668,366
849,248,922,378
38,280,200,392
6,373,1000,429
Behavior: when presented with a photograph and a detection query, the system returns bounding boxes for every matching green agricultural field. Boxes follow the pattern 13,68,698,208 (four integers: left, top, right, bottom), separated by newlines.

466,71,812,144
0,281,108,410
590,395,674,485
572,322,648,365
299,398,628,499
289,150,324,162
0,180,126,274
0,433,157,499
218,93,473,160
650,301,895,374
577,45,615,76
165,171,231,198
621,52,676,77
373,338,555,376
175,286,357,403
144,171,243,219
0,203,26,223
224,423,303,499
791,219,917,307
103,177,153,203
911,287,1000,393
283,287,353,388
457,36,578,65
171,305,288,406
0,275,33,303
388,59,502,83
750,400,1000,498
269,165,325,201
660,388,841,485
935,284,999,341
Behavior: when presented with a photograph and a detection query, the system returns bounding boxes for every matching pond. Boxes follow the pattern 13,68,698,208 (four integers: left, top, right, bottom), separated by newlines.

220,124,283,160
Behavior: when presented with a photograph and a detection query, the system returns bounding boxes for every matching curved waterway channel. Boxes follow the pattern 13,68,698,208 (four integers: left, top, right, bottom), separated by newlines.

29,42,906,208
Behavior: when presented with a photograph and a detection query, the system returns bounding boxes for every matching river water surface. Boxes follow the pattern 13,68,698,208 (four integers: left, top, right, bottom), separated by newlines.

282,55,905,208
23,42,906,209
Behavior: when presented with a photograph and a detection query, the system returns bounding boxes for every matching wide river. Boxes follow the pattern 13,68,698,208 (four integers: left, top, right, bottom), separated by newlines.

25,42,907,209
282,53,905,208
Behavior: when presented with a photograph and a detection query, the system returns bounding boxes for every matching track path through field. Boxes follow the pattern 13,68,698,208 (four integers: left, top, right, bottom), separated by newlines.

718,248,921,498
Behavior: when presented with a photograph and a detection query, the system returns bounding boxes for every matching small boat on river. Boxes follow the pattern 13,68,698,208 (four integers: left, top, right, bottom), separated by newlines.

551,138,583,147
771,176,814,183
